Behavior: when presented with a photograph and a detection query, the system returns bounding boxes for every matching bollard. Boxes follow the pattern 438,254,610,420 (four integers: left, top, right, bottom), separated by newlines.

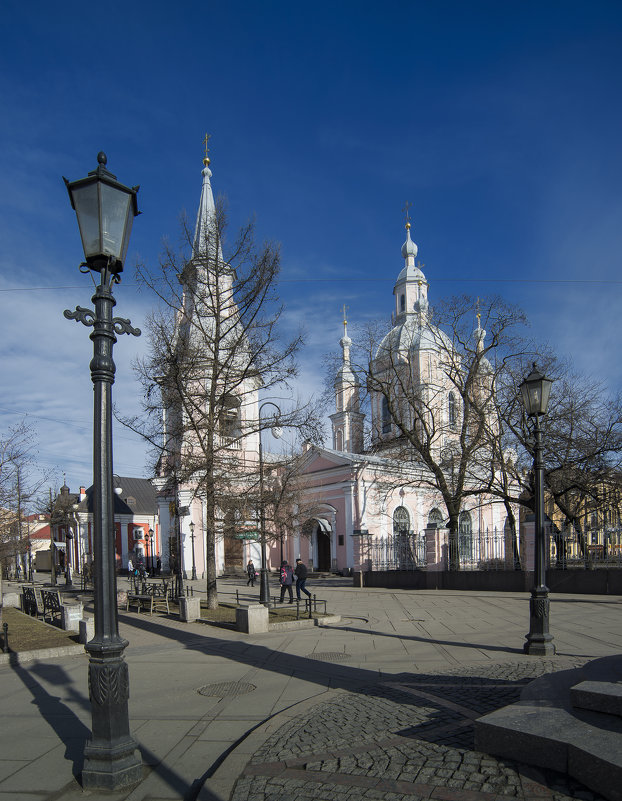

236,589,239,605
2,622,8,654
296,599,300,620
308,597,313,619
313,593,317,612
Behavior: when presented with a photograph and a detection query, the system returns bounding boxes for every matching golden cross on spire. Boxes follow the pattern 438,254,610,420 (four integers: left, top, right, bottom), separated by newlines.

203,133,211,164
342,304,349,334
476,296,481,327
402,201,413,228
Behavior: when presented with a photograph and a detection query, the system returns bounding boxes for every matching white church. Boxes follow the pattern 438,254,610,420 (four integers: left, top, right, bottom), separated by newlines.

154,154,517,579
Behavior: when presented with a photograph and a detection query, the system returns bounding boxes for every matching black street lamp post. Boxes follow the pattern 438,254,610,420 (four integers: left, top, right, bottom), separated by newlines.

189,521,198,581
258,402,282,606
148,528,154,575
64,153,142,789
520,363,556,656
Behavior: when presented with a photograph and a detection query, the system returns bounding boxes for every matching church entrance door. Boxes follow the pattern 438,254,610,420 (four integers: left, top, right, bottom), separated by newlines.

316,528,331,571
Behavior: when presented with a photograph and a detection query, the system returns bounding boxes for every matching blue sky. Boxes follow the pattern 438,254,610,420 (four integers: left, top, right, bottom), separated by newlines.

1,1,621,500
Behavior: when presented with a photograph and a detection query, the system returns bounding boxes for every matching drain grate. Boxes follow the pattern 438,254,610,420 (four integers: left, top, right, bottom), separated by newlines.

306,651,352,662
197,681,256,697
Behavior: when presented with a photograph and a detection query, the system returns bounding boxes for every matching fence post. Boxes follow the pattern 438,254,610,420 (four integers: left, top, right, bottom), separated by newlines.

2,622,8,654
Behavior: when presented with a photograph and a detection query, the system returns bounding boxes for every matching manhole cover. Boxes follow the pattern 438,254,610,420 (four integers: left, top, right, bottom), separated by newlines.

306,651,352,662
197,681,256,697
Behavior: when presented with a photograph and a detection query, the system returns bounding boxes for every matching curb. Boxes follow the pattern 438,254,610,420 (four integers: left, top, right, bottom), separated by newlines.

267,614,341,632
0,643,85,666
204,686,346,800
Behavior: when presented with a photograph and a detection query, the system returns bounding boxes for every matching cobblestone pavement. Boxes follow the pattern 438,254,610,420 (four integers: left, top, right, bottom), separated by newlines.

230,657,605,801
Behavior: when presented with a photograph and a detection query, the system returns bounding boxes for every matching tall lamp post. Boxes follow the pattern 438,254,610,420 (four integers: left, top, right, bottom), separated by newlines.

64,152,142,789
147,528,154,575
189,521,198,581
258,402,282,606
520,363,556,656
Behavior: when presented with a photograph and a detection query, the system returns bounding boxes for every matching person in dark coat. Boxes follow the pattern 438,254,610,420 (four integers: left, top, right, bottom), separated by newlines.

246,559,257,587
279,559,294,603
295,558,312,601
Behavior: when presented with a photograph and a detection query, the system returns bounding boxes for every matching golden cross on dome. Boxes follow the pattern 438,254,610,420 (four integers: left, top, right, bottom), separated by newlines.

203,133,211,163
402,201,413,227
342,304,349,334
476,296,481,327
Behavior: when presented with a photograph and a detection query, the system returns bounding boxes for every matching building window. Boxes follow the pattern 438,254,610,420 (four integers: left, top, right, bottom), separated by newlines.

393,506,410,535
427,508,443,528
400,294,405,312
382,396,391,434
338,534,344,546
448,392,457,428
220,394,241,445
459,511,473,562
335,429,344,451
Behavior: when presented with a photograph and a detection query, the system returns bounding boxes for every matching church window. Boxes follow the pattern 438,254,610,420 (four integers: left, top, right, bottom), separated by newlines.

448,392,457,428
427,508,443,528
458,511,473,562
335,429,344,451
220,394,241,445
393,506,410,535
382,396,391,434
400,293,405,312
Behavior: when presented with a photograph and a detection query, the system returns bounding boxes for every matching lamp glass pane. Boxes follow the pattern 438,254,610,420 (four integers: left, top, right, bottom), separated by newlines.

540,377,553,414
71,183,101,258
100,183,132,260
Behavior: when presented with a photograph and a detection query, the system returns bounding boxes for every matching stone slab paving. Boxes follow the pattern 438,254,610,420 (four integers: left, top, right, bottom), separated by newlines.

229,658,607,801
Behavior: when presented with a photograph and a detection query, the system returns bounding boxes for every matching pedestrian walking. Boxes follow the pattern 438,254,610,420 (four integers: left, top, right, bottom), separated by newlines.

246,559,257,587
279,559,294,603
295,558,312,601
156,556,162,576
127,557,134,575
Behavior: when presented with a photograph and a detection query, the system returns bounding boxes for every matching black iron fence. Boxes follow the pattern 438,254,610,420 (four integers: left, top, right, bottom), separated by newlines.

361,527,518,572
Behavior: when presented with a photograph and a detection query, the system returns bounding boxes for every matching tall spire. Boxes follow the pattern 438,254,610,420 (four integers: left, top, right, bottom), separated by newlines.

192,134,223,262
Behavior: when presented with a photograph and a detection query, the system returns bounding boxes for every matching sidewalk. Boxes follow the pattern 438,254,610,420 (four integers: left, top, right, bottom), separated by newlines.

0,577,620,801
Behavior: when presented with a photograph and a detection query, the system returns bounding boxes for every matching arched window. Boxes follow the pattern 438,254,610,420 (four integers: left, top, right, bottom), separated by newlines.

393,506,410,535
400,293,406,312
382,396,391,434
448,392,457,428
427,508,444,528
220,394,241,445
458,511,473,562
335,429,344,451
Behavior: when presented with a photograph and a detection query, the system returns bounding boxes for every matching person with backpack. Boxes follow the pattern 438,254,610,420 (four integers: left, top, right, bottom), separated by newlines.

279,559,294,603
295,558,312,601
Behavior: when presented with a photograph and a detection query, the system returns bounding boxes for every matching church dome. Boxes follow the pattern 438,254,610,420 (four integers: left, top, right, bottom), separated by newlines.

375,314,451,361
401,223,418,260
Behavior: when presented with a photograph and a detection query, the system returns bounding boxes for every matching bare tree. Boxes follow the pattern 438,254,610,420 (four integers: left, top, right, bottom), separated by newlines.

0,421,45,626
122,200,322,607
492,356,622,563
356,294,528,569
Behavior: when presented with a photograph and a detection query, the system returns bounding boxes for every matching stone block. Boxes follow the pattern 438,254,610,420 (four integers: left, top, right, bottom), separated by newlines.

2,592,20,609
61,602,83,632
236,603,269,634
571,681,622,717
117,589,128,607
79,617,94,644
179,596,201,622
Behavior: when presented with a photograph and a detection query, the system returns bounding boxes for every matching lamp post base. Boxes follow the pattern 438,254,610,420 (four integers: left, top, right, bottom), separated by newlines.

259,568,270,607
82,738,142,790
524,588,556,656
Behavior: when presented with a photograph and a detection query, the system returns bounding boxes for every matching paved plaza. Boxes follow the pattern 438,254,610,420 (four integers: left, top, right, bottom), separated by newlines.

0,576,620,801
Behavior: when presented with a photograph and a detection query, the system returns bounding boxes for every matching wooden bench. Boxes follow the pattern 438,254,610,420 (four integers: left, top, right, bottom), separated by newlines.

22,586,44,618
126,593,154,614
40,589,63,624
